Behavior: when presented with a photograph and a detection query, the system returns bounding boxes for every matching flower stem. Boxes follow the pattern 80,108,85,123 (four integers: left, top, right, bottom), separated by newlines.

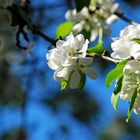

87,53,120,64
98,27,103,44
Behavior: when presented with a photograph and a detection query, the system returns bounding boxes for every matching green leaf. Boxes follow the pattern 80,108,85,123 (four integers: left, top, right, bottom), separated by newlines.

75,0,90,12
61,79,68,90
106,60,128,88
111,92,120,111
113,76,123,95
127,89,137,122
111,76,123,110
77,73,86,90
87,43,105,54
131,38,140,45
56,22,74,39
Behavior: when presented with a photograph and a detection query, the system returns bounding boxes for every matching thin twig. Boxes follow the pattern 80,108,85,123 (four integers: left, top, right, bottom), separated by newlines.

87,53,120,64
32,29,57,46
9,4,57,46
101,55,120,63
114,11,138,25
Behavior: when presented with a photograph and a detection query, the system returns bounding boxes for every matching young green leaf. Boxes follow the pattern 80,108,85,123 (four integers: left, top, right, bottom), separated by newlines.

56,22,74,39
87,43,105,54
126,89,137,122
113,76,123,95
61,79,68,90
106,60,128,88
131,38,140,45
75,0,90,12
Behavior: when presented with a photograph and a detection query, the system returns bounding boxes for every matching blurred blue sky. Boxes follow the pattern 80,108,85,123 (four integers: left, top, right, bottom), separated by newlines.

0,0,140,140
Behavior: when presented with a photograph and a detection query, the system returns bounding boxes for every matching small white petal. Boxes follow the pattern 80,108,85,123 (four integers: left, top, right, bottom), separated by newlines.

56,40,65,48
56,67,72,81
75,33,85,47
79,39,89,57
73,21,85,33
81,67,97,79
90,30,98,42
106,15,118,25
70,71,81,89
65,9,77,21
79,57,93,66
120,93,128,100
80,7,89,18
133,108,140,114
53,70,62,82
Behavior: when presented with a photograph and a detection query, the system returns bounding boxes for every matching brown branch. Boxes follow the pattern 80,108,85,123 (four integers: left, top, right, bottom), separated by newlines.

87,53,120,64
8,4,57,47
31,28,57,46
114,11,138,25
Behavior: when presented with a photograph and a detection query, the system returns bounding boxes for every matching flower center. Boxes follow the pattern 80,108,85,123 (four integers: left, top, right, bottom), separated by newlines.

69,48,77,57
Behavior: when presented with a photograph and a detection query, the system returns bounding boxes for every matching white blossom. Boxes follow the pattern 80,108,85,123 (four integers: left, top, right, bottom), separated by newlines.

111,24,140,60
46,33,96,89
120,60,140,114
65,0,119,41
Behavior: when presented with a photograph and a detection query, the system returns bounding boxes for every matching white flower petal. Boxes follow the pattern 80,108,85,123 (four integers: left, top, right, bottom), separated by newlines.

79,39,89,57
81,67,97,79
65,1,119,41
53,69,62,82
111,24,140,60
106,15,118,25
90,30,98,41
65,9,77,21
56,40,65,48
56,67,72,81
46,32,91,87
79,57,93,66
70,70,81,89
73,21,85,33
75,33,85,47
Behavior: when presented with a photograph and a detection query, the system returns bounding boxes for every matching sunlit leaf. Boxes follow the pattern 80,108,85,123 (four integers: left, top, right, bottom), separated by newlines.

113,76,123,95
56,21,74,39
61,79,68,90
87,43,105,54
106,60,128,88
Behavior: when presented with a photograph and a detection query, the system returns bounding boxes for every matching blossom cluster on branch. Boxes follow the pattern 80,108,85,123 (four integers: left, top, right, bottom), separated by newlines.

1,0,140,121
65,0,119,41
110,24,140,119
47,33,96,89
48,0,140,121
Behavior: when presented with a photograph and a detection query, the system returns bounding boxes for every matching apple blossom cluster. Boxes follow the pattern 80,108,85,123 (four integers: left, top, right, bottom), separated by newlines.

111,24,140,115
0,0,17,60
0,0,140,120
47,33,96,89
65,0,119,41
